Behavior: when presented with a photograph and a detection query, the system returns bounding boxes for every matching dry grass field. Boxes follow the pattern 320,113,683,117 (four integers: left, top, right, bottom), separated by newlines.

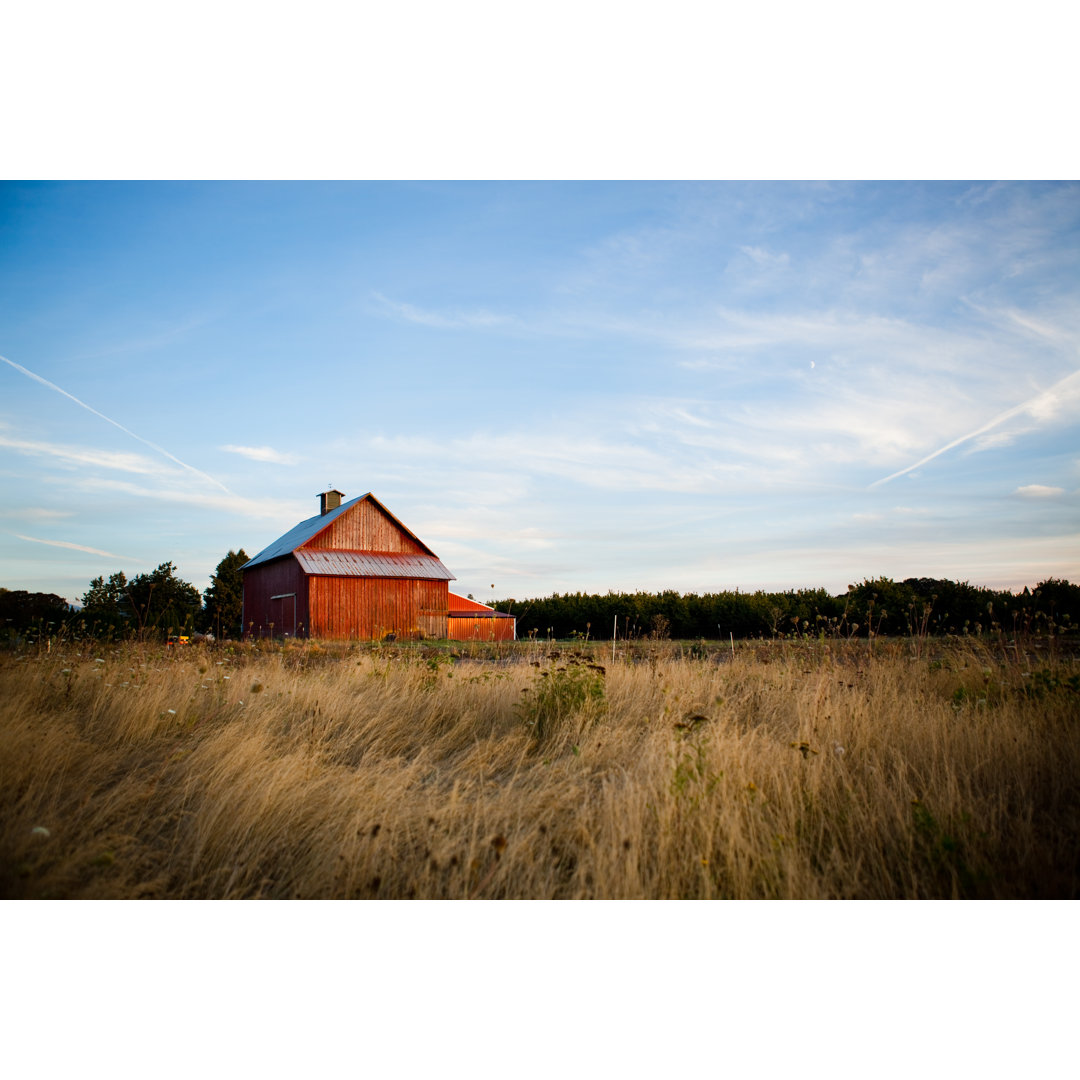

2,635,1078,899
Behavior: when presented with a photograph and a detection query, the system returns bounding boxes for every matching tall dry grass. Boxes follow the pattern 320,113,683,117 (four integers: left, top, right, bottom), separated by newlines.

2,637,1077,898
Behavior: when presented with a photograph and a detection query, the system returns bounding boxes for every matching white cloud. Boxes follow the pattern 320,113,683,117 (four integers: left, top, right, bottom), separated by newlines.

419,520,557,549
13,533,128,559
739,245,789,268
851,507,930,523
369,430,760,495
1014,484,1065,498
671,307,983,370
0,508,75,521
971,431,1017,452
220,444,298,465
62,314,213,364
0,431,163,475
957,182,1009,208
676,357,740,371
1000,308,1075,345
651,403,713,429
72,476,306,521
370,291,510,330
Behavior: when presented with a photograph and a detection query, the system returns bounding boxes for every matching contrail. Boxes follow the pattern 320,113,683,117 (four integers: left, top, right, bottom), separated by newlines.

870,367,1080,488
1,353,232,494
14,533,128,559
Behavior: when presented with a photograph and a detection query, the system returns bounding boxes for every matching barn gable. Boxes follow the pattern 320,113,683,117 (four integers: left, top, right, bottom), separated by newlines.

302,496,435,556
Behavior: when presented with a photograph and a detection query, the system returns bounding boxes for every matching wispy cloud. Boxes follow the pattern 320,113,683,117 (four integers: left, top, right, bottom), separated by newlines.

0,508,75,522
63,314,212,364
0,430,163,476
370,291,511,330
650,403,713,430
13,534,128,559
739,245,789,268
871,368,1080,487
414,519,557,549
0,427,301,521
850,508,930,523
1,353,232,494
957,182,1010,208
220,444,298,465
73,476,305,521
668,307,988,366
1014,484,1065,498
370,430,761,495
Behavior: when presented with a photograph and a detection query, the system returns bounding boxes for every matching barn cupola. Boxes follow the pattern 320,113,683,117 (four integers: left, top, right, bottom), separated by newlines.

319,489,345,515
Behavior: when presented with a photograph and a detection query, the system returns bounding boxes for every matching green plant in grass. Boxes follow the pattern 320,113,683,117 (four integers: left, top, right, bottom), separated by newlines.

517,659,606,741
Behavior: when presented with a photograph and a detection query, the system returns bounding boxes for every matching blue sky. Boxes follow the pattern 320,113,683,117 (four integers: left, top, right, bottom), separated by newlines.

1,181,1078,605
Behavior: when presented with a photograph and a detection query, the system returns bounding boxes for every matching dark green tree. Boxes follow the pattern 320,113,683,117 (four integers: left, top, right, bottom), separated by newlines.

124,562,202,636
844,577,917,637
203,549,248,638
81,571,128,615
1029,578,1080,633
0,589,73,634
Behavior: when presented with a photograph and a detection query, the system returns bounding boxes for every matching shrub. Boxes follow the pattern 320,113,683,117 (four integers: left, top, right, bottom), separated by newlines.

517,659,606,741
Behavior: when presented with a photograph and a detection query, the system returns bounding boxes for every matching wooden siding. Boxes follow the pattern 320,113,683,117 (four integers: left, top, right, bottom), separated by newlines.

304,499,427,555
242,557,309,638
448,615,517,642
308,576,449,640
418,611,450,639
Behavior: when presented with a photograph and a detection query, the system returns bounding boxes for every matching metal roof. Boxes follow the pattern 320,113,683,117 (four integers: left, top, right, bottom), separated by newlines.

294,550,455,581
243,496,365,570
447,592,514,616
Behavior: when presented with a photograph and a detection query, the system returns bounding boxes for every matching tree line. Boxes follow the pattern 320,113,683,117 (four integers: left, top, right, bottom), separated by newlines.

3,566,1077,643
0,550,248,641
495,576,1080,641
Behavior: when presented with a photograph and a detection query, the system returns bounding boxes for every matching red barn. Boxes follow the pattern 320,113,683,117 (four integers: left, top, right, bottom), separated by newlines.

242,491,456,640
448,592,517,641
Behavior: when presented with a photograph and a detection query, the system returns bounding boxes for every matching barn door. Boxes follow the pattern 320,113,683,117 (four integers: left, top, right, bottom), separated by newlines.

270,593,296,637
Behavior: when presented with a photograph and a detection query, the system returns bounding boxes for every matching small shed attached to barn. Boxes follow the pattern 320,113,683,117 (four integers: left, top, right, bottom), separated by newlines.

448,592,517,641
242,491,456,640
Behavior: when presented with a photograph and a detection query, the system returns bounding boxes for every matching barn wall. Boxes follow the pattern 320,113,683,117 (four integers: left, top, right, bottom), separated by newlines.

305,500,427,555
308,577,448,640
448,616,517,642
243,558,309,638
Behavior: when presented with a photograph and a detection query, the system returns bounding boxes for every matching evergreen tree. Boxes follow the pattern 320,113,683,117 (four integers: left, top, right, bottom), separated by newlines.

203,549,249,638
81,571,128,615
124,562,201,636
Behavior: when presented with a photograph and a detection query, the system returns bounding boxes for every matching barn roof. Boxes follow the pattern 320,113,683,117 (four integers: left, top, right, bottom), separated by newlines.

448,591,514,617
242,493,443,572
295,550,454,581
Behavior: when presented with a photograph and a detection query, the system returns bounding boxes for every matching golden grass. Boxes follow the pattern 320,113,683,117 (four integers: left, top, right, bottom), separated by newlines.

2,638,1077,898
